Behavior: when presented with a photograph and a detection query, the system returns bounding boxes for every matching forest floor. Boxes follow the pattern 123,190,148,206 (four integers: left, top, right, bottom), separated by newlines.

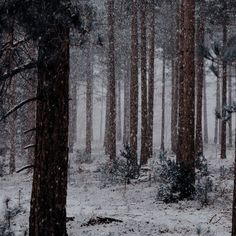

0,144,235,236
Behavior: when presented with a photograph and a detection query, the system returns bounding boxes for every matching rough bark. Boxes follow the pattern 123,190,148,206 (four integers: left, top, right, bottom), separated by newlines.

221,21,227,159
130,0,139,162
228,65,232,147
107,0,116,159
160,47,166,151
147,0,155,159
177,0,195,188
29,23,70,235
140,0,148,166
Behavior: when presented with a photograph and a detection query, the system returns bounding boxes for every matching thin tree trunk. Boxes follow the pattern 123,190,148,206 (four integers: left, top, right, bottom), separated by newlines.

214,64,221,144
29,22,70,235
130,0,139,162
147,0,155,159
195,2,205,155
221,21,228,159
232,123,236,235
107,0,116,159
85,42,93,158
228,65,232,147
123,62,130,146
117,78,122,142
140,0,148,166
160,47,166,151
203,71,208,144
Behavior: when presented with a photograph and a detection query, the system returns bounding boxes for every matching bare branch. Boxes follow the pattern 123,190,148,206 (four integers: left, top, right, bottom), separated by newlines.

0,97,38,122
16,165,34,173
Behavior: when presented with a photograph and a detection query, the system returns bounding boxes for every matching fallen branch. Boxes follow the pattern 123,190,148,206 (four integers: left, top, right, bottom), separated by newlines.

81,217,123,227
16,165,34,173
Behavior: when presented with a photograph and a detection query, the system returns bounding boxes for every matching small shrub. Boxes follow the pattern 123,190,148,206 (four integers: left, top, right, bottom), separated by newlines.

99,145,140,186
76,149,93,164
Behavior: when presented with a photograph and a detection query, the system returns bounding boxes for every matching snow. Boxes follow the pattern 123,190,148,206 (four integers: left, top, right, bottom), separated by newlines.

0,145,235,235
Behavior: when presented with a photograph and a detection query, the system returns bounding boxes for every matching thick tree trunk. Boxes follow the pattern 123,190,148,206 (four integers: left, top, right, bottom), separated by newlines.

140,0,148,165
29,24,70,236
130,0,139,162
147,0,155,159
107,0,116,159
160,48,166,151
177,0,195,191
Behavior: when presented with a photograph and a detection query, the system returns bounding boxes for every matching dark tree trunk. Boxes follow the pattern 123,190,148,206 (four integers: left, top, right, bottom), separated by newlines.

221,21,227,159
232,125,236,236
228,65,232,147
140,0,148,165
130,0,139,162
160,47,166,151
117,78,122,142
107,0,116,159
123,62,130,146
177,0,195,191
29,24,70,236
147,0,155,159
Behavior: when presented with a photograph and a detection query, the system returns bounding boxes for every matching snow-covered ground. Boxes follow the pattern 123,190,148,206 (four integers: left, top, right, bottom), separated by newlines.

0,144,235,236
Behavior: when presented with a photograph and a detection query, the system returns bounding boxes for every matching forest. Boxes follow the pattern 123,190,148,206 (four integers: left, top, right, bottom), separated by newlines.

0,0,236,235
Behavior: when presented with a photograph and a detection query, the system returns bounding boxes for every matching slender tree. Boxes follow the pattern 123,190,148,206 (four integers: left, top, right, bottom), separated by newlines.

140,0,148,165
195,0,205,156
107,0,116,159
130,0,139,162
147,0,155,159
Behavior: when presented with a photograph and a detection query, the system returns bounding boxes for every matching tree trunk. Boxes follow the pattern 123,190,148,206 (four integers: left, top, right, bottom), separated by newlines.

147,0,155,159
232,124,236,235
107,0,116,159
130,0,139,162
123,62,130,146
195,2,205,156
160,47,166,151
85,42,93,158
228,65,232,147
221,21,227,159
177,0,195,193
214,64,221,144
117,78,122,142
29,24,70,236
140,0,148,166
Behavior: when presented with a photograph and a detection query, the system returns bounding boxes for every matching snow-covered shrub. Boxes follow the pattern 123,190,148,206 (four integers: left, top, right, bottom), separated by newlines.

98,145,140,186
196,224,214,236
76,149,93,164
0,198,25,236
156,154,212,204
156,159,195,203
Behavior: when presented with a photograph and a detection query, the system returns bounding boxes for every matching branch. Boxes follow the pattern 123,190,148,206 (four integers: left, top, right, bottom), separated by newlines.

24,144,36,150
24,127,36,134
0,97,38,122
16,165,34,173
0,61,37,82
